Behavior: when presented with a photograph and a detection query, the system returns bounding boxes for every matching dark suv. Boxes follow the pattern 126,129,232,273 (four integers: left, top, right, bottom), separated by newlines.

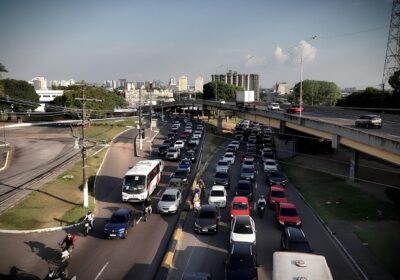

280,226,313,253
235,180,254,201
225,241,257,280
355,115,382,128
214,170,230,189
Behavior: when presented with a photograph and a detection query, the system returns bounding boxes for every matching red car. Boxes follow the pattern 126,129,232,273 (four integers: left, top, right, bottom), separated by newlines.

286,105,304,114
268,185,287,209
276,202,301,229
180,131,191,139
240,155,255,163
230,196,251,218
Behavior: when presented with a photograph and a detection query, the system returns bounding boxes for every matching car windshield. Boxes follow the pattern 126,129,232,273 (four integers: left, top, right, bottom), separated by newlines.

281,208,298,217
272,190,285,198
228,255,254,269
237,182,251,190
175,169,188,176
215,172,228,179
218,161,228,166
242,167,254,174
211,190,225,197
180,160,190,165
225,154,233,158
161,194,176,202
198,210,216,219
265,162,276,166
233,202,248,210
123,175,146,194
110,214,127,224
243,160,253,166
271,172,284,178
234,221,253,234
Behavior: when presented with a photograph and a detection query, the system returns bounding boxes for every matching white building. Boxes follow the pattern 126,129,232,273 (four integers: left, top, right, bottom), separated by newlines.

178,75,188,91
32,77,48,90
195,76,204,93
169,77,176,86
35,89,64,111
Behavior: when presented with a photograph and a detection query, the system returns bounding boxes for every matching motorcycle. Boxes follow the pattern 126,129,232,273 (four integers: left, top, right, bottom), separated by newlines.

83,218,94,236
257,202,266,218
60,246,71,262
46,262,68,280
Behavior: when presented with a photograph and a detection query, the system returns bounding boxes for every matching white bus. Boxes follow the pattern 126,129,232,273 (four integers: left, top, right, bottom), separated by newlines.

122,159,164,202
272,252,333,280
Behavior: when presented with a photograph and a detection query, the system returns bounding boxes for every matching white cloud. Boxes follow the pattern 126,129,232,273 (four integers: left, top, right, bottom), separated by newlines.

292,40,317,64
274,47,289,63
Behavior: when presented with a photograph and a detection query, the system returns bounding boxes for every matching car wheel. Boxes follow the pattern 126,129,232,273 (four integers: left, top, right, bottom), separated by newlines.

123,229,128,239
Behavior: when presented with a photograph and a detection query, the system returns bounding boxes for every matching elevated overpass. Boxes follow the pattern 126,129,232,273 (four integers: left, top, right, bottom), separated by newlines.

163,100,400,180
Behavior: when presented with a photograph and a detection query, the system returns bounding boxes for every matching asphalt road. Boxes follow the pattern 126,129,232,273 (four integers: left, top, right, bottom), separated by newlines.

168,137,361,280
0,125,78,213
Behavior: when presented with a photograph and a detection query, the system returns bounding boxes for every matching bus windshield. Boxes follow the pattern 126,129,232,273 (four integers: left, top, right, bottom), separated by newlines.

123,175,146,194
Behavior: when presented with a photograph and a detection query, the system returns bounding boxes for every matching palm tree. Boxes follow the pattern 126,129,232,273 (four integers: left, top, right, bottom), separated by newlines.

0,63,8,78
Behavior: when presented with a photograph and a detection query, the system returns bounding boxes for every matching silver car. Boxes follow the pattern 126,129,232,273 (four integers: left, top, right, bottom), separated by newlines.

157,188,181,214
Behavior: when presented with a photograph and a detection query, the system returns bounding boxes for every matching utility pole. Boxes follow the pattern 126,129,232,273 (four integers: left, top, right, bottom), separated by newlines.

75,84,102,208
139,88,143,150
150,84,153,131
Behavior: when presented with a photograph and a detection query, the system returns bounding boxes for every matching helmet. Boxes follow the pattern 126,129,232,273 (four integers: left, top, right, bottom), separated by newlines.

87,210,92,214
260,195,265,199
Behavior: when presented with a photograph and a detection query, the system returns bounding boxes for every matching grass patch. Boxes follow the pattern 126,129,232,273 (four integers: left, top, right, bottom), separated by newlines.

355,229,400,277
76,122,133,143
281,161,400,222
0,140,110,230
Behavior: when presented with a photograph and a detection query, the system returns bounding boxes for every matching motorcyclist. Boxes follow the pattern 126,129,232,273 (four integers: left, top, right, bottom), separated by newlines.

193,193,201,212
198,179,205,198
143,196,152,221
257,195,267,211
84,210,94,230
60,233,75,252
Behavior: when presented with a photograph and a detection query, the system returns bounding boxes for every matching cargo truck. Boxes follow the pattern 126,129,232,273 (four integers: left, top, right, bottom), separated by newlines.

236,90,255,108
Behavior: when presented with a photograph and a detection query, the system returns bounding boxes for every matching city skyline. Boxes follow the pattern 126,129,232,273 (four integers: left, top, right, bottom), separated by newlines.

0,0,393,89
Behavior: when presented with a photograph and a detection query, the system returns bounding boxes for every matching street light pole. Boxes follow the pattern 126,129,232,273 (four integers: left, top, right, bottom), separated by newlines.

139,88,143,150
81,85,88,208
299,53,304,119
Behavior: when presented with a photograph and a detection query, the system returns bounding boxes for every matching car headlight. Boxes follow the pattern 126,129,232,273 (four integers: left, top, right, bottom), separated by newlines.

296,221,301,226
209,224,217,229
170,205,177,210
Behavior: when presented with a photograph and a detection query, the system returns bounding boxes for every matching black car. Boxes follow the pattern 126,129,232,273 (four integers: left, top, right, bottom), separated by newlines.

280,226,313,253
103,208,134,239
158,144,170,155
236,180,253,201
213,170,230,189
225,241,257,280
266,171,288,186
162,139,173,147
185,150,196,163
194,204,220,234
172,168,190,185
167,132,177,140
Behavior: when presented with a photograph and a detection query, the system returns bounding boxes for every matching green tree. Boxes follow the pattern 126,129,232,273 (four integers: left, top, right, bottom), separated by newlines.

0,79,39,111
203,81,242,100
336,87,395,108
389,70,400,96
51,86,127,117
0,63,8,78
293,80,341,106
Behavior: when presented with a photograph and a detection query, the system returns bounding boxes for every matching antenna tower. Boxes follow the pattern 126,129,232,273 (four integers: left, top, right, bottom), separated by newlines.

383,0,400,89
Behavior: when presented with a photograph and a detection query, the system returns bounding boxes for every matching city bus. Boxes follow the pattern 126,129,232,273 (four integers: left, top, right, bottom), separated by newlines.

272,252,333,280
122,159,164,202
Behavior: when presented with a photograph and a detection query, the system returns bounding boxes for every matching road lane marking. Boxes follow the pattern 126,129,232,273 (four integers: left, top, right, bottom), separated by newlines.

136,216,143,224
255,182,257,189
94,261,109,280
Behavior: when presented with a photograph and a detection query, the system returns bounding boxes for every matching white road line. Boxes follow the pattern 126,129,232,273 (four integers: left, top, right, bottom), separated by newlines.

255,182,257,189
136,216,143,224
94,261,109,280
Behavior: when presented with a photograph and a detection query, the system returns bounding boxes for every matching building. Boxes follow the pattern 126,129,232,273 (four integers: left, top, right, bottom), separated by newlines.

211,70,260,100
35,89,64,111
275,82,290,95
195,76,204,93
50,79,75,87
169,77,176,86
178,75,188,91
32,77,48,90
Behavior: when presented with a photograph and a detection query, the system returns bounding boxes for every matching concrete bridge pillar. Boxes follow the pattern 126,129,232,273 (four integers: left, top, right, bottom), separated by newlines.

331,134,339,149
279,120,286,135
349,150,359,182
217,116,223,134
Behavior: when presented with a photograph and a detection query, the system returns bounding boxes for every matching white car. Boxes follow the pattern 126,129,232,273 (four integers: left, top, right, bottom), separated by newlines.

242,158,255,169
230,215,256,244
263,159,278,172
267,102,280,110
184,127,193,134
193,131,202,139
165,147,180,160
157,188,181,214
208,185,227,208
227,144,238,152
222,152,235,165
230,140,240,150
216,160,230,173
174,140,185,149
171,124,180,132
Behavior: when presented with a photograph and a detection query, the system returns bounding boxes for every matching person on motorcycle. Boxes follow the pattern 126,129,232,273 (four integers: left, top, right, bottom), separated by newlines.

198,178,205,198
60,233,75,251
84,210,94,230
257,195,267,211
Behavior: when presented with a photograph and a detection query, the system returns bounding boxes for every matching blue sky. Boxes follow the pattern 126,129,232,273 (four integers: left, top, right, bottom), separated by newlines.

0,0,393,89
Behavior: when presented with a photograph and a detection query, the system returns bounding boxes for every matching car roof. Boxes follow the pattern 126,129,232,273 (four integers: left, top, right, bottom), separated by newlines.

211,185,226,191
113,208,131,216
224,152,234,156
163,188,180,195
231,241,254,255
285,226,307,241
279,202,296,208
234,215,252,224
199,204,218,212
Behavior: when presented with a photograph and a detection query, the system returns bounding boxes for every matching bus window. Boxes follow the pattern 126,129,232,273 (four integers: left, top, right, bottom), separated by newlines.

123,175,146,194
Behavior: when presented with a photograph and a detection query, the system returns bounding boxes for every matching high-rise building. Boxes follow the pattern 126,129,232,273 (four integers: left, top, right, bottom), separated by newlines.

195,76,204,93
275,82,289,95
169,77,176,86
212,70,260,100
31,77,48,90
178,75,188,91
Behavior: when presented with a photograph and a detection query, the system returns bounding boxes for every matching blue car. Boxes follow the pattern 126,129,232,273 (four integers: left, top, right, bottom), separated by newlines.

178,159,192,173
104,208,134,239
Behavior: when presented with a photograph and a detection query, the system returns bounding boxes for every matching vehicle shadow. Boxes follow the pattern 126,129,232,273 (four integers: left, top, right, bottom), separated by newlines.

0,266,41,280
24,240,60,266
